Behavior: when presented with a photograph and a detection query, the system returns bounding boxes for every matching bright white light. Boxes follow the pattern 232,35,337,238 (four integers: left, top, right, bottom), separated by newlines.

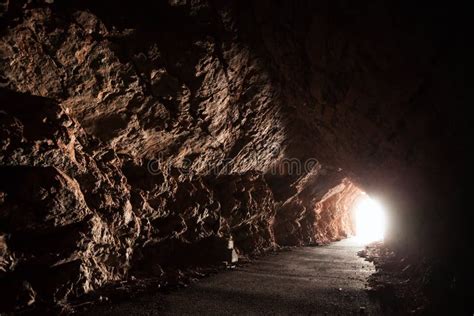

355,195,386,243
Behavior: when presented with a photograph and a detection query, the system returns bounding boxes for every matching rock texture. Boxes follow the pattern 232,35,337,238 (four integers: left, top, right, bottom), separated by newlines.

0,0,472,314
273,166,355,246
0,89,278,311
0,90,136,310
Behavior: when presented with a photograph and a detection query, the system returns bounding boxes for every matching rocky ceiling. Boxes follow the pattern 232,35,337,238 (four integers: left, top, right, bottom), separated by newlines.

0,0,471,313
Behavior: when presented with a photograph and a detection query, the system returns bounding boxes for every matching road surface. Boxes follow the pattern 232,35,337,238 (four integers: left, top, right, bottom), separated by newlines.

86,238,382,315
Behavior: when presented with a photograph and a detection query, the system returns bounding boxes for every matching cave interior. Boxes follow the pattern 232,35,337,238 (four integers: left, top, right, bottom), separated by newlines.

0,0,472,314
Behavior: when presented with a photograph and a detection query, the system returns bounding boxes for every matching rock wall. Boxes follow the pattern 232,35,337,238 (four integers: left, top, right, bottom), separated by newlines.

0,90,137,310
0,89,277,311
0,0,471,313
313,180,358,245
0,2,287,310
0,0,286,172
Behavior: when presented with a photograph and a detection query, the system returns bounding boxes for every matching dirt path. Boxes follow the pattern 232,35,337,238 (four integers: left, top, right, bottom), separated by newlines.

86,238,382,315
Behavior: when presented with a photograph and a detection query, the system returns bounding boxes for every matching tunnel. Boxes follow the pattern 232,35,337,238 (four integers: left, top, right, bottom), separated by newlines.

0,0,472,315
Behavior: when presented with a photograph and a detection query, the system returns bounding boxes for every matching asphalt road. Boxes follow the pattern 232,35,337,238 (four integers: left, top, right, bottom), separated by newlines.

86,238,382,315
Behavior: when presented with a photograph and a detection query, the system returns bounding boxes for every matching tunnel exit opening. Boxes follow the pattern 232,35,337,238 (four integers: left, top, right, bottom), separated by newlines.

352,193,387,244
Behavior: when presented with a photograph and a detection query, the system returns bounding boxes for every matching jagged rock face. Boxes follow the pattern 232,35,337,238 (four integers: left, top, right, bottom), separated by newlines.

273,166,357,246
0,89,277,311
0,0,285,173
0,90,137,310
0,0,471,312
0,2,286,309
313,181,358,245
273,166,345,246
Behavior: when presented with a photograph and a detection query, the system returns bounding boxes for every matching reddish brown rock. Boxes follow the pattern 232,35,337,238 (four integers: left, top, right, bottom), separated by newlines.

0,0,471,314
